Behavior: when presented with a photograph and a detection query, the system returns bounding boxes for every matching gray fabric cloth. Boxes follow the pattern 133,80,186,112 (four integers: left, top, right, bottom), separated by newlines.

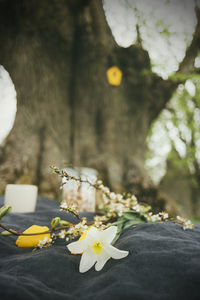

0,196,200,300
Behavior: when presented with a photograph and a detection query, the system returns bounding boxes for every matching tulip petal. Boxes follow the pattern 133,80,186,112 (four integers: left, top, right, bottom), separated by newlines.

79,250,96,273
105,244,129,259
16,225,50,248
95,251,110,271
67,239,87,254
100,226,117,243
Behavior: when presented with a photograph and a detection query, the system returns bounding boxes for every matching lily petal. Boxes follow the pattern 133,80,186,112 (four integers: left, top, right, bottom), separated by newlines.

86,226,100,239
100,226,117,243
67,239,87,254
95,251,110,271
79,249,97,273
105,244,129,259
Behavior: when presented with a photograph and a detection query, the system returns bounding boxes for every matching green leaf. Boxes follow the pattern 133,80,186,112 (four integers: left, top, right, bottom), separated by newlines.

1,230,12,236
123,211,145,221
51,217,61,229
0,205,12,220
111,216,126,226
111,213,145,245
123,219,143,230
123,211,138,220
59,220,69,226
111,220,125,245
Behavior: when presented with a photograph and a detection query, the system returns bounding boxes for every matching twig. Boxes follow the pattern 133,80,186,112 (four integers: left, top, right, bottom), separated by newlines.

0,223,72,236
51,165,112,199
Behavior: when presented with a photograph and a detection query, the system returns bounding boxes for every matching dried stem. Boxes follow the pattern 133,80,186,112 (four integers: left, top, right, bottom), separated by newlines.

69,210,82,222
51,165,111,199
0,223,72,236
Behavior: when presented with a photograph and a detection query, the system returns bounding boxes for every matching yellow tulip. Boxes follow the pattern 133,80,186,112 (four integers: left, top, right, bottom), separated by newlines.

16,225,50,248
79,230,87,241
106,66,122,86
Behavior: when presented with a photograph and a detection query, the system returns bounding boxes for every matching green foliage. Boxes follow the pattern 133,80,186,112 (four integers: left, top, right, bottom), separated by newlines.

146,75,200,186
0,205,12,220
1,230,12,236
51,217,69,228
111,212,145,244
169,73,200,83
167,80,200,175
51,217,61,229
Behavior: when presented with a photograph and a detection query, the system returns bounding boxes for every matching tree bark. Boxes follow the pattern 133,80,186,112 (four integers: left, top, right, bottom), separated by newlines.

0,0,185,197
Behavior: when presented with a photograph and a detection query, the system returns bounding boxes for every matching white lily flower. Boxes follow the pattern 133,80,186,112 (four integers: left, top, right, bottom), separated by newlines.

67,226,129,273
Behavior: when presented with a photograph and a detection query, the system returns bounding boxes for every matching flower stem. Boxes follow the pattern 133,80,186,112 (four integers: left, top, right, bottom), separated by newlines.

51,165,110,197
0,223,72,236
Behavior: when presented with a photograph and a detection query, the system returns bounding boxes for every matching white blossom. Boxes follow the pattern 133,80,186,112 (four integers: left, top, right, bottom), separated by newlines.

37,237,50,248
183,220,194,230
60,203,68,210
110,192,116,200
159,212,169,220
59,230,66,239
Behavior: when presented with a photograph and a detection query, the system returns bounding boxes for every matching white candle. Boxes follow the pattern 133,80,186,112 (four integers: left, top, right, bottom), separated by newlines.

4,184,38,213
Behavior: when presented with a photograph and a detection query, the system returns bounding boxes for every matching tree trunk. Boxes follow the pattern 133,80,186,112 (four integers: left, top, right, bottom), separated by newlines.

0,0,177,197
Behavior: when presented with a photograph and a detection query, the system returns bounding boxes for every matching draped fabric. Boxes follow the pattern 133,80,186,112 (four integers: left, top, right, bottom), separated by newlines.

0,197,200,300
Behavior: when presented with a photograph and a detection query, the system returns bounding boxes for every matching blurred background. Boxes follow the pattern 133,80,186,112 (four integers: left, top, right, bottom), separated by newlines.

0,0,200,218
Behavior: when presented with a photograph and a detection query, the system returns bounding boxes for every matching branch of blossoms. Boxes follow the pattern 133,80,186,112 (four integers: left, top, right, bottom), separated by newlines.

51,165,194,232
0,166,194,252
0,166,195,273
